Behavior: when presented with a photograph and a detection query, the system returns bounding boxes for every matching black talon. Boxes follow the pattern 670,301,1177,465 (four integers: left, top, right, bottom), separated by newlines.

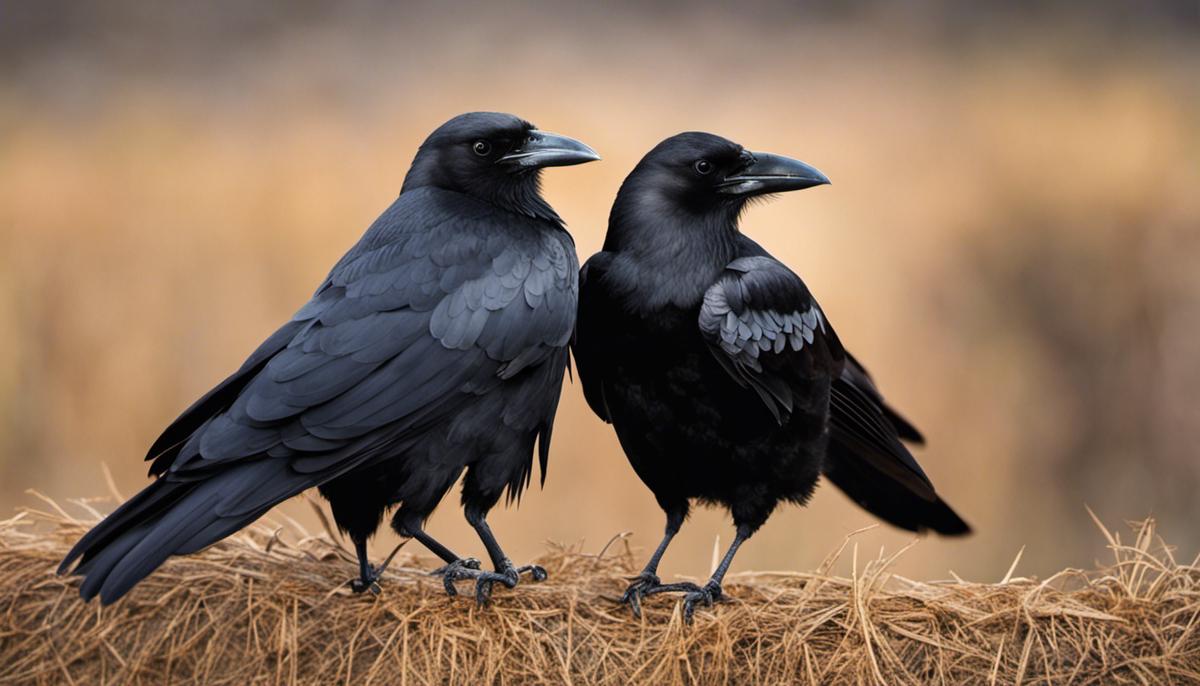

432,557,483,597
618,571,703,618
348,565,383,595
434,558,540,606
473,566,520,606
682,580,724,624
517,564,548,582
348,539,406,595
619,572,658,618
620,571,660,602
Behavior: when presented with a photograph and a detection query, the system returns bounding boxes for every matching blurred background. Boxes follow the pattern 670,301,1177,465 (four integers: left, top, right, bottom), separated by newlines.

2,1,1198,583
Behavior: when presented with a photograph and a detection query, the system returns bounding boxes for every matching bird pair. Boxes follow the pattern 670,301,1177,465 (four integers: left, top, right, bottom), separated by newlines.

59,112,968,622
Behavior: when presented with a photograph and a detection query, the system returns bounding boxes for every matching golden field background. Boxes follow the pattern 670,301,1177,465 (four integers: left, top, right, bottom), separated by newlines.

1,2,1198,585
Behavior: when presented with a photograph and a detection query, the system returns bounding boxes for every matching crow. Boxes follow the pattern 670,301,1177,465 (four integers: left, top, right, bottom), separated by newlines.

59,112,599,606
573,132,968,622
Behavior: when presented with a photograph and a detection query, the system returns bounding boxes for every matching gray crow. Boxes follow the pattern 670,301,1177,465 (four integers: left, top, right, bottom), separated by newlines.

59,112,599,606
573,132,967,622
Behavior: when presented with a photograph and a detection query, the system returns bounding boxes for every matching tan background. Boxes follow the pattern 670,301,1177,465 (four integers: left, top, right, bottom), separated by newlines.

2,2,1198,584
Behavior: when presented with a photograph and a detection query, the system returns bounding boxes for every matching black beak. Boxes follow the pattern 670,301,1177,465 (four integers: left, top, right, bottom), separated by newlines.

717,151,830,195
498,130,601,168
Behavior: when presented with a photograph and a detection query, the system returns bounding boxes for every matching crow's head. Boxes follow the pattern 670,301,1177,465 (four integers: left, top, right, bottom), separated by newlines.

613,132,829,223
403,112,598,221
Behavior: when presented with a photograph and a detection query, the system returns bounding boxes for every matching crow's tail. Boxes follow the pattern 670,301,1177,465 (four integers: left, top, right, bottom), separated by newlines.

822,438,971,536
59,460,312,604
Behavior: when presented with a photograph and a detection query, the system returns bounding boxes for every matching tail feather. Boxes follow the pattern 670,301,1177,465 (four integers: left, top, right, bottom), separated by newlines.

822,442,970,536
96,490,229,603
75,525,147,600
59,478,192,574
60,461,312,604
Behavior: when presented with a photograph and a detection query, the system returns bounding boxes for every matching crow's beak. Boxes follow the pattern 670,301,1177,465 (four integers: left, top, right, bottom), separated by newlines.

499,130,601,168
717,152,830,195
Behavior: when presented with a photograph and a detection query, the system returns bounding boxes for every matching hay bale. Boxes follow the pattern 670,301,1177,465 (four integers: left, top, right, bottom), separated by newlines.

1,497,1197,685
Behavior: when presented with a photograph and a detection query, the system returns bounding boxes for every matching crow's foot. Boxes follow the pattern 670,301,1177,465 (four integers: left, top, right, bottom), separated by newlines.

682,580,724,624
348,541,407,595
435,558,544,606
432,557,483,597
619,571,703,618
348,565,384,595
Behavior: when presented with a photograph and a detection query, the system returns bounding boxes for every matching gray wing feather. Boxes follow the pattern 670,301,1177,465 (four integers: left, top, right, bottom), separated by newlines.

698,256,833,424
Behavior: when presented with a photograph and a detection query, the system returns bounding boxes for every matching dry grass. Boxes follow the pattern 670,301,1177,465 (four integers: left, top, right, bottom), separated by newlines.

1,495,1197,685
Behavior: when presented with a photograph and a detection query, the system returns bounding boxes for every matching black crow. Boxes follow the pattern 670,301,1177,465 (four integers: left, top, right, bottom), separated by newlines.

59,112,599,606
573,133,968,621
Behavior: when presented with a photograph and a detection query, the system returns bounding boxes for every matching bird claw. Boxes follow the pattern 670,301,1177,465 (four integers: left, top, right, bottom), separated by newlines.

435,558,545,605
348,564,385,595
471,567,520,607
348,541,407,596
348,578,382,595
432,557,483,597
619,571,702,618
682,580,724,624
620,572,658,618
517,564,549,582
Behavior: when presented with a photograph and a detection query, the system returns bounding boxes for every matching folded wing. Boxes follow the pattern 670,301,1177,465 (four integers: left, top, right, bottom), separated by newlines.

697,255,968,535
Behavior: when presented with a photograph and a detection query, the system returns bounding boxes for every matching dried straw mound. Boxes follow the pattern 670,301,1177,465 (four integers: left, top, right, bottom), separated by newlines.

2,494,1197,685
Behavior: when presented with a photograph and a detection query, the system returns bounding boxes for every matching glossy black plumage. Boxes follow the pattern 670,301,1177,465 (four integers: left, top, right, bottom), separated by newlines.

60,112,598,604
573,132,968,621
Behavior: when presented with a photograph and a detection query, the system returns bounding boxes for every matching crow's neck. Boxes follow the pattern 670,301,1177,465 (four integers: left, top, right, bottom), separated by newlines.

485,175,564,226
402,163,562,227
603,188,740,309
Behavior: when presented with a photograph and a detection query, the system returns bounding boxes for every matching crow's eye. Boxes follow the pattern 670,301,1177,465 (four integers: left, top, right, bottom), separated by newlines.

694,159,713,175
472,140,492,156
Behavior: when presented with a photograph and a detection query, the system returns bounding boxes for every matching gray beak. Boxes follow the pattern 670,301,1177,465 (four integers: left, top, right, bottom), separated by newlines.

498,130,601,168
717,151,830,195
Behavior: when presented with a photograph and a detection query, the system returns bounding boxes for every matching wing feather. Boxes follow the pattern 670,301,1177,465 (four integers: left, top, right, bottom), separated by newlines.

698,256,840,424
155,189,576,493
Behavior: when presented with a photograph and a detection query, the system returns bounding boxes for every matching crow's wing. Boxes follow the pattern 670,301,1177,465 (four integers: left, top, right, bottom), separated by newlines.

698,256,842,425
698,256,963,528
148,188,577,494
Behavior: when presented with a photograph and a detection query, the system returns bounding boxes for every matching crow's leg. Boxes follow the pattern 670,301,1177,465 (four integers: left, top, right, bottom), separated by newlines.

681,523,752,623
348,536,413,594
348,537,385,594
325,488,393,595
448,507,546,606
393,514,487,598
450,466,546,606
472,512,548,582
620,506,702,617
